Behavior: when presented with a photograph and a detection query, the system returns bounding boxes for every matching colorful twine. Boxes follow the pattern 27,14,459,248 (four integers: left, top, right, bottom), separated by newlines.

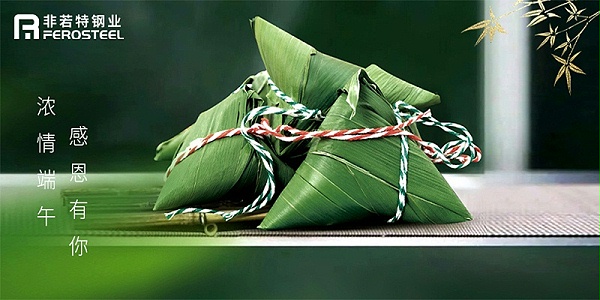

164,78,481,222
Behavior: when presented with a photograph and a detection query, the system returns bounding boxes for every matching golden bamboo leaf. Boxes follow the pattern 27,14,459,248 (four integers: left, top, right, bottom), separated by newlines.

537,36,550,50
554,65,566,86
475,28,488,46
527,14,548,27
552,54,567,64
565,67,572,94
569,63,586,75
547,12,561,18
523,9,543,18
461,20,490,33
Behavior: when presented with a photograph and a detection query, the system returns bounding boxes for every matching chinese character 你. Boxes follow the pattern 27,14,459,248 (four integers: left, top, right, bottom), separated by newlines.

69,236,88,256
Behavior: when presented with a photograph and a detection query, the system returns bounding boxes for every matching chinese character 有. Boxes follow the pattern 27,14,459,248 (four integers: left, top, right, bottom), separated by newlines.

37,96,56,116
37,133,55,153
37,206,55,226
70,163,88,183
69,236,88,256
37,169,56,190
69,126,88,146
69,199,87,220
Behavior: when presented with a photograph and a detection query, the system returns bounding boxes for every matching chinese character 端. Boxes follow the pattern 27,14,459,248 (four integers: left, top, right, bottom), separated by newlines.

69,236,88,256
37,132,56,153
69,199,87,220
37,206,55,226
69,126,88,146
37,169,56,190
37,96,56,116
70,163,88,183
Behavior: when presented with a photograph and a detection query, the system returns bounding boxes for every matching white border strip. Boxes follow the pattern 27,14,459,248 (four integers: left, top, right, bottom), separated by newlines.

28,236,600,247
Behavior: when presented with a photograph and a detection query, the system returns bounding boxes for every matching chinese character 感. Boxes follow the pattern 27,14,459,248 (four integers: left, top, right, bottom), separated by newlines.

43,14,57,29
75,14,89,28
37,169,56,190
37,132,56,153
70,163,88,183
69,126,88,146
59,14,72,28
69,199,87,220
69,236,88,256
37,206,55,226
107,14,121,28
37,96,56,116
91,15,105,28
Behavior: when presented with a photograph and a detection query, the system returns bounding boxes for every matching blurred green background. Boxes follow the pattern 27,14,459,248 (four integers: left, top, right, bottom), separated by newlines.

2,2,599,299
1,0,484,173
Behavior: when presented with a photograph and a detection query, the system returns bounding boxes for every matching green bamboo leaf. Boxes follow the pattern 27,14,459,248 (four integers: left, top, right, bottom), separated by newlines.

365,65,440,109
154,127,190,162
259,71,471,229
251,16,440,160
252,17,441,112
153,73,295,211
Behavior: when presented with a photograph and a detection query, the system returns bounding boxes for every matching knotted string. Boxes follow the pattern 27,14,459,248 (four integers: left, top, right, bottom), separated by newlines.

164,78,481,222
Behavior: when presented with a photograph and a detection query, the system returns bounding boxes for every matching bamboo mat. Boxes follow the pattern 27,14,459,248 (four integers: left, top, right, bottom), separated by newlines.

59,184,599,237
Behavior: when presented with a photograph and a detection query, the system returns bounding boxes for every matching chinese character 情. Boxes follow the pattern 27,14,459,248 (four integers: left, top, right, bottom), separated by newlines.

37,96,56,116
69,126,88,146
75,14,89,28
69,236,88,256
37,169,56,190
59,14,72,28
107,14,121,28
69,199,87,220
37,132,56,153
91,15,105,28
43,14,57,29
37,206,55,226
70,163,88,183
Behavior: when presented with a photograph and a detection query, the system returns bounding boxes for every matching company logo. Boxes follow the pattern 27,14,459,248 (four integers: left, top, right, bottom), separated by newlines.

14,14,39,39
14,13,124,40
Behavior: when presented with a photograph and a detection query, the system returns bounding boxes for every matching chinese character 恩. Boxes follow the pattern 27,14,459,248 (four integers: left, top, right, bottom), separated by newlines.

107,14,121,28
70,163,88,183
69,199,87,220
37,206,55,226
59,14,72,28
69,126,88,146
37,132,56,153
75,14,89,28
37,96,56,116
43,14,57,29
91,15,105,28
69,236,88,256
37,169,56,190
